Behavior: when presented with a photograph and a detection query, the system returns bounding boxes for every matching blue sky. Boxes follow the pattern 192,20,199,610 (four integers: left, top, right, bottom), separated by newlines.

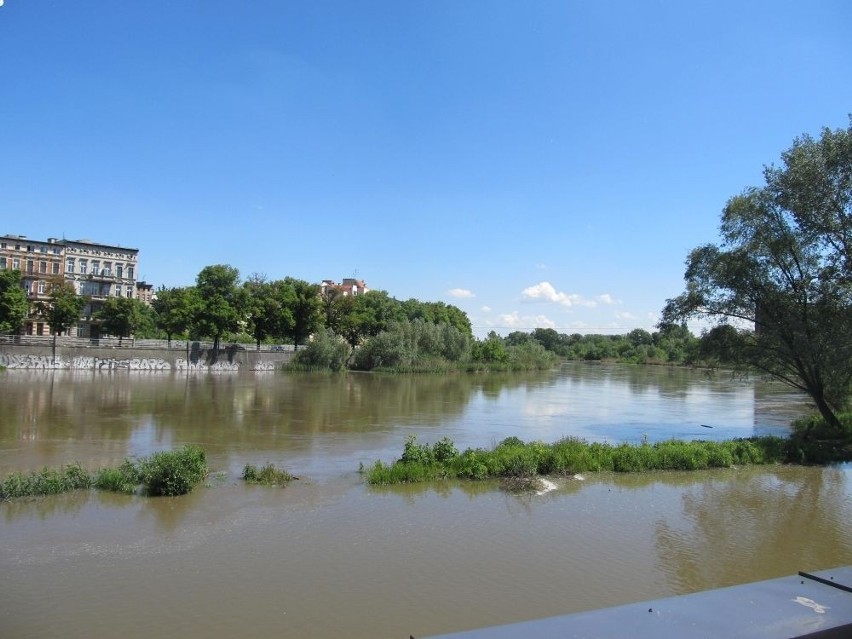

1,1,850,337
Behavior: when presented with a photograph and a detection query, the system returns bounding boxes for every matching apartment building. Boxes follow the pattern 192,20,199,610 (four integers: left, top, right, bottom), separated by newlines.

0,235,64,335
62,239,139,337
0,234,139,337
136,280,154,306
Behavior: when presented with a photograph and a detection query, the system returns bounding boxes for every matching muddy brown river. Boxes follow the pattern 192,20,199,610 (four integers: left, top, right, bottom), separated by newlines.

1,364,850,638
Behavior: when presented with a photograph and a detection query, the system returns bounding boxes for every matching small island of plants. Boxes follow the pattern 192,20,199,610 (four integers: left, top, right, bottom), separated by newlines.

364,413,852,486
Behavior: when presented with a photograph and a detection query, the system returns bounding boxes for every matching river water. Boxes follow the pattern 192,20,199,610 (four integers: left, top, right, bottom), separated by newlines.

1,363,851,638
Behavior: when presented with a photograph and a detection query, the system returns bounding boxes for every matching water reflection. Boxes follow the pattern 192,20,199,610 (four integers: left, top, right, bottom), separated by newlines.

654,464,852,592
0,365,815,481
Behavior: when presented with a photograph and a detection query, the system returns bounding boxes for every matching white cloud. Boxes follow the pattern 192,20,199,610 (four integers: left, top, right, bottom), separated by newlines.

616,311,638,321
597,293,619,305
521,281,597,308
481,305,492,312
447,288,475,299
494,311,556,329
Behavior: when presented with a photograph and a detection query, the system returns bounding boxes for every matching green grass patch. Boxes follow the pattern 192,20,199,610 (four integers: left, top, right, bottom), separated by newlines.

364,434,795,485
242,463,293,486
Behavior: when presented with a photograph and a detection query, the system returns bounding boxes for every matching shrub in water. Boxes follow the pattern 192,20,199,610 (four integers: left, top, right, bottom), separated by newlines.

95,459,141,494
139,445,208,496
242,463,293,486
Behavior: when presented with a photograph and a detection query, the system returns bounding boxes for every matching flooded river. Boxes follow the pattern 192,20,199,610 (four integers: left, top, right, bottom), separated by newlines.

1,364,851,638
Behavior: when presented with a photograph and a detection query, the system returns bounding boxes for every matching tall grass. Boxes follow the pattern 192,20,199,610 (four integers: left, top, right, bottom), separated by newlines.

364,435,793,485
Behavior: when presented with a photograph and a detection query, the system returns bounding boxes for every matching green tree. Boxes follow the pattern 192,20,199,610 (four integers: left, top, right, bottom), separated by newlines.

280,277,322,349
37,277,87,336
662,120,852,428
96,296,150,344
243,275,287,349
152,286,197,345
320,286,345,332
0,269,28,334
193,264,244,351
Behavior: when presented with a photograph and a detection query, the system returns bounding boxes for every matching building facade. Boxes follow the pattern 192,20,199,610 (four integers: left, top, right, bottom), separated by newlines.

0,235,64,335
0,234,139,337
61,239,139,338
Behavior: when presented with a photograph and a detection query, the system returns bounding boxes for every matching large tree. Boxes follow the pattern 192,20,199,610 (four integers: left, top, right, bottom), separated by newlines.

95,296,150,344
0,269,28,334
243,275,292,349
152,286,197,345
37,277,87,336
280,277,322,349
193,264,244,351
662,120,852,428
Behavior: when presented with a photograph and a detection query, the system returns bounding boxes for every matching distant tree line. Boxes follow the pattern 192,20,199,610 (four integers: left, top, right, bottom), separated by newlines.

503,325,702,366
1,262,714,371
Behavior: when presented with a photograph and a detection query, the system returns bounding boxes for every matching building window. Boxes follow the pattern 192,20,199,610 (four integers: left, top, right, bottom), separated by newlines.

91,260,100,275
38,281,46,294
39,246,47,253
66,258,75,273
0,242,6,248
126,286,133,298
26,259,34,274
13,258,20,270
116,264,123,278
79,260,87,274
52,262,60,275
39,260,47,273
103,261,112,276
0,257,5,269
53,248,61,255
26,245,33,252
128,266,134,280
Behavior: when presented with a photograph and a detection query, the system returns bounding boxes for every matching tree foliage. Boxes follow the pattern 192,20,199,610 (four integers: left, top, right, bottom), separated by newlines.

193,264,244,350
37,277,87,336
280,277,322,349
662,119,852,427
0,269,28,334
96,296,150,343
152,286,197,344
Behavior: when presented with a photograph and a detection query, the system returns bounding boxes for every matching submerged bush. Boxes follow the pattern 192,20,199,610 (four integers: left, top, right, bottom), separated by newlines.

0,463,93,500
138,445,208,496
242,463,293,486
364,434,793,486
94,459,141,494
0,446,211,501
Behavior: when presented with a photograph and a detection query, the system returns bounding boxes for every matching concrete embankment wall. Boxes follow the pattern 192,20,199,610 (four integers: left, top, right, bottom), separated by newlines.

0,344,294,372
